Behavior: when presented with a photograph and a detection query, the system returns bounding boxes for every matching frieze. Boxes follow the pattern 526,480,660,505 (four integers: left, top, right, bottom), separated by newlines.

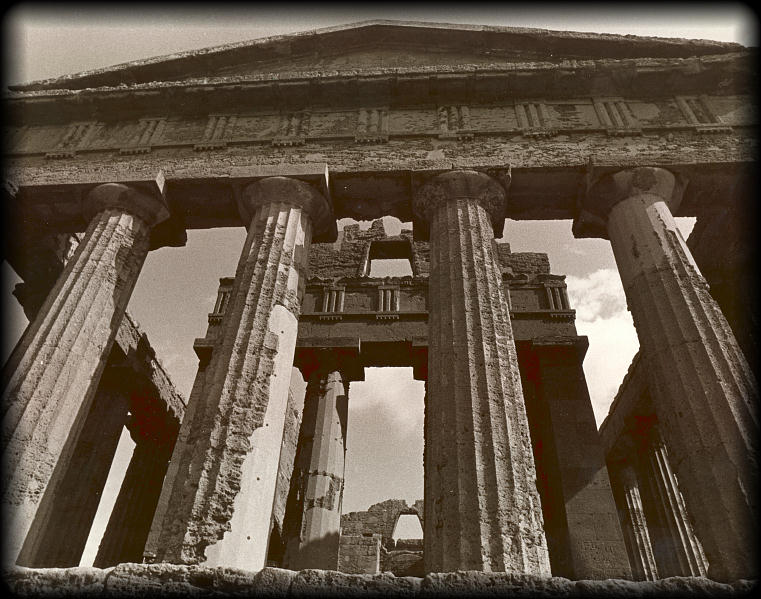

355,108,389,144
437,105,473,141
675,95,733,134
44,121,98,159
120,117,167,155
193,114,237,151
272,110,310,147
515,101,556,138
5,94,753,159
592,98,642,136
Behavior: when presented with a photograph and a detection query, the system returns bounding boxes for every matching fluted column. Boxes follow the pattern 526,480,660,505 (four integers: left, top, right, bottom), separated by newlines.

414,170,550,574
615,461,659,581
23,369,130,567
283,357,348,570
143,357,210,564
144,176,332,570
1,178,168,567
94,393,179,568
580,167,758,580
644,425,708,576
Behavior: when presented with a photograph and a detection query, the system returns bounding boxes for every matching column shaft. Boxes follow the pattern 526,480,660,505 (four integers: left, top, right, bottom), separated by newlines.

146,177,329,570
418,172,550,574
533,342,631,579
644,428,708,576
143,359,209,563
602,169,758,580
283,368,347,570
94,439,173,567
23,372,129,566
2,183,166,566
615,462,659,581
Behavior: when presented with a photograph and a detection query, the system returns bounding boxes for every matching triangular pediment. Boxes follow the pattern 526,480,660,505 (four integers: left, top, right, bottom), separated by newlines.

11,20,746,92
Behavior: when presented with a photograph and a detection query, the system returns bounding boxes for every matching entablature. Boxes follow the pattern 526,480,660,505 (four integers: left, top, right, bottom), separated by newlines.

5,90,754,147
6,49,754,124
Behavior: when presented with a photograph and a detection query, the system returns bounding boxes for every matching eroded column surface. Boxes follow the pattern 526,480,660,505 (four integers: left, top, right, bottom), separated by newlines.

644,425,708,577
1,179,168,567
283,361,348,570
145,176,332,570
24,368,130,567
582,167,758,581
414,170,550,574
613,461,659,581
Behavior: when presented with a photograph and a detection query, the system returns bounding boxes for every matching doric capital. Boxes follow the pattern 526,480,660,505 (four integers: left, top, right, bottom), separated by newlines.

239,176,333,237
84,182,170,228
294,345,364,384
413,170,506,231
589,167,684,218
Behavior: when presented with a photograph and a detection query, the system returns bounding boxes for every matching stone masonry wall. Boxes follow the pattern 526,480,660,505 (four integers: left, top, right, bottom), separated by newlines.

4,564,754,597
337,536,381,575
309,220,429,280
340,499,422,545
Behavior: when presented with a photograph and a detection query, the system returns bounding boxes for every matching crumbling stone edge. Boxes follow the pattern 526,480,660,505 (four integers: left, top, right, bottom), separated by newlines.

1,564,757,598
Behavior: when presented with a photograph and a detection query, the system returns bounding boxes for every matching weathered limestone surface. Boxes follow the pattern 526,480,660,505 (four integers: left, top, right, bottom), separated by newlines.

340,499,423,543
143,357,210,565
643,427,708,577
283,366,348,570
581,166,759,581
525,339,631,580
24,371,129,567
3,564,755,597
1,180,168,567
337,536,382,575
145,176,332,570
612,461,659,581
414,170,550,574
269,384,304,560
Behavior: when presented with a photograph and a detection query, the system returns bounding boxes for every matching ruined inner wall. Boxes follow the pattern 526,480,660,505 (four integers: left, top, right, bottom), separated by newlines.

193,217,593,576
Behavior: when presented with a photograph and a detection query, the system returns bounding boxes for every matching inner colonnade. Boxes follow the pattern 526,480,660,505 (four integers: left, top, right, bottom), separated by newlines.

2,165,757,581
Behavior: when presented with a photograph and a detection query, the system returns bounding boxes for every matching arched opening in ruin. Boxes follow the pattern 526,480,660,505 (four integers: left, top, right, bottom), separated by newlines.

391,513,424,541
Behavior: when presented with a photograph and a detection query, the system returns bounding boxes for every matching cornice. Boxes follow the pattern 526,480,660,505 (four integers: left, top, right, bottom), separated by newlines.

7,51,752,102
10,20,746,93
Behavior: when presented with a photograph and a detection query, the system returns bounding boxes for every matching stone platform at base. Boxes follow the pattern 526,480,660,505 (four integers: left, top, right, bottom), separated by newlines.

2,564,756,598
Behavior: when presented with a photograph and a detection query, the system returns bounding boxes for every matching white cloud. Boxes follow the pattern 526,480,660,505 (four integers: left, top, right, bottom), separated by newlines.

566,269,640,425
348,367,425,434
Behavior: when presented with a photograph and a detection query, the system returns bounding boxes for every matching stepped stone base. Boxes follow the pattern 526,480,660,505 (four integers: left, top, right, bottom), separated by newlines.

3,564,755,597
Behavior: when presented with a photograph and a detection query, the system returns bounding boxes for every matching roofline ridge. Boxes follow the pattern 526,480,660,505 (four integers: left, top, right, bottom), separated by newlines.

9,19,747,92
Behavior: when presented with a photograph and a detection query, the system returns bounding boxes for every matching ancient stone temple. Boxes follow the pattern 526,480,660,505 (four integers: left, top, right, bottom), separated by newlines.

2,19,757,595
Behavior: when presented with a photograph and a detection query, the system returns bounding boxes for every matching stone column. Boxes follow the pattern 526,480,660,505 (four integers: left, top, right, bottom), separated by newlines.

2,179,168,567
644,425,708,577
581,167,758,581
613,461,659,581
94,391,179,568
413,170,550,574
283,356,349,570
530,338,631,579
144,176,332,570
22,368,130,567
143,357,210,565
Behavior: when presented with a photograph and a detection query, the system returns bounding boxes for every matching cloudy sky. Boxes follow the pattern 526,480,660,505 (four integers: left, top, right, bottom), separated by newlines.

2,3,753,563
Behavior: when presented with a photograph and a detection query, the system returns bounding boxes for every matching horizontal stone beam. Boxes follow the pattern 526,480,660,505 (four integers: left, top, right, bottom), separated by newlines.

5,160,751,242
